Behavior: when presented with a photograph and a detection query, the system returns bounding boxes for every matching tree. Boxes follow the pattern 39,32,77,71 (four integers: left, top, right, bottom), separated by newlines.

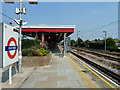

74,41,77,47
80,42,86,47
95,39,98,41
70,40,75,46
103,37,116,47
102,37,117,51
85,39,90,48
77,38,83,47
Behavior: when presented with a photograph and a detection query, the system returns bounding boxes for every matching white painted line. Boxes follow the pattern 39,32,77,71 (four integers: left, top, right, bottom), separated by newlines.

71,54,120,88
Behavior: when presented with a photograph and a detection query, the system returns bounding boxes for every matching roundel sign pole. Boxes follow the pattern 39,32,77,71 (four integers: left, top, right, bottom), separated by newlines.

5,37,18,84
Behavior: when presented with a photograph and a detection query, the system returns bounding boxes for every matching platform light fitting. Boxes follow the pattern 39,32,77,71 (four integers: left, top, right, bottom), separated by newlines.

15,8,20,14
19,19,23,25
49,36,50,39
13,27,19,32
23,8,26,14
49,32,50,39
14,19,20,25
35,32,38,39
14,19,23,25
22,21,27,25
3,0,14,3
29,0,38,4
29,33,32,36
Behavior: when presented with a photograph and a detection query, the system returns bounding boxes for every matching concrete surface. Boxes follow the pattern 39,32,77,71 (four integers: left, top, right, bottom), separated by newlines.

19,53,87,88
1,45,98,88
2,67,35,88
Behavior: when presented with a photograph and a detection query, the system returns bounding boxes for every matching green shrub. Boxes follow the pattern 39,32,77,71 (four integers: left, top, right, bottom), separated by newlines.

39,48,50,56
22,39,41,49
80,42,86,47
107,46,118,52
34,39,41,45
22,49,34,56
35,45,41,49
70,40,75,46
22,39,35,49
22,48,50,56
89,42,104,49
33,49,43,56
103,37,116,47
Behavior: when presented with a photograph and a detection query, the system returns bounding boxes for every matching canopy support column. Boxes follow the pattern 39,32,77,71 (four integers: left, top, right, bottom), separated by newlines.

63,33,66,58
41,32,45,47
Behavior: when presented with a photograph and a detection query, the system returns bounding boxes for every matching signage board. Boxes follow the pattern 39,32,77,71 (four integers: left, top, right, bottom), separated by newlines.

65,37,70,53
0,23,18,68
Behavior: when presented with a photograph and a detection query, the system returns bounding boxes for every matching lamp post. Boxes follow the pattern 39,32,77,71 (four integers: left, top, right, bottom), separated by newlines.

18,0,23,73
4,0,38,73
77,31,80,52
103,31,107,52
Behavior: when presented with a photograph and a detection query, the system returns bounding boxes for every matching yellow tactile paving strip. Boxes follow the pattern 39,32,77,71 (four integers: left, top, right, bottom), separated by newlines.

58,45,117,89
68,53,117,90
67,56,98,88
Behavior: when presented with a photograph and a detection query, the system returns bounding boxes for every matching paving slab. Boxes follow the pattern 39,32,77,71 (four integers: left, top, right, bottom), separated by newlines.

2,67,35,88
18,53,89,88
2,46,98,88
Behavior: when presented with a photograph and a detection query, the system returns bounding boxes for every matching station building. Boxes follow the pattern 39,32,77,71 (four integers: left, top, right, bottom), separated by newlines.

15,25,75,55
15,25,75,48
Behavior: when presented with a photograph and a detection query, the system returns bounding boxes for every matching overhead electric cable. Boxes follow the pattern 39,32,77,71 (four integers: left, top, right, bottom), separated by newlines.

80,20,119,34
0,12,14,20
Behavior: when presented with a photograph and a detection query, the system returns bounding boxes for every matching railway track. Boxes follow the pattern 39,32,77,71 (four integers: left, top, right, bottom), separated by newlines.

59,45,120,87
71,47,120,62
70,51,120,83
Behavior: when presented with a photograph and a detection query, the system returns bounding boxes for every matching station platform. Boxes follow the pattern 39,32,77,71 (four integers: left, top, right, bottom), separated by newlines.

20,46,98,88
20,54,97,88
2,46,99,88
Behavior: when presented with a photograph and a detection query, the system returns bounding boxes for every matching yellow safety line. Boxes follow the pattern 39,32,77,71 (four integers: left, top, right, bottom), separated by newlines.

68,58,98,88
69,54,117,90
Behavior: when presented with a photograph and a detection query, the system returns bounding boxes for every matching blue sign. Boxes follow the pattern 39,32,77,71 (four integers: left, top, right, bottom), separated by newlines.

5,46,18,51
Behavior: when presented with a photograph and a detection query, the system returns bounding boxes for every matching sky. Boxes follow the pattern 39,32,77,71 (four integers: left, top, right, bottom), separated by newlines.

1,2,118,41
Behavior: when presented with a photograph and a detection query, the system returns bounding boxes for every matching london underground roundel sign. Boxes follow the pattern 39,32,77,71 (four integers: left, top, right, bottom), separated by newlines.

0,23,18,68
5,37,18,59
